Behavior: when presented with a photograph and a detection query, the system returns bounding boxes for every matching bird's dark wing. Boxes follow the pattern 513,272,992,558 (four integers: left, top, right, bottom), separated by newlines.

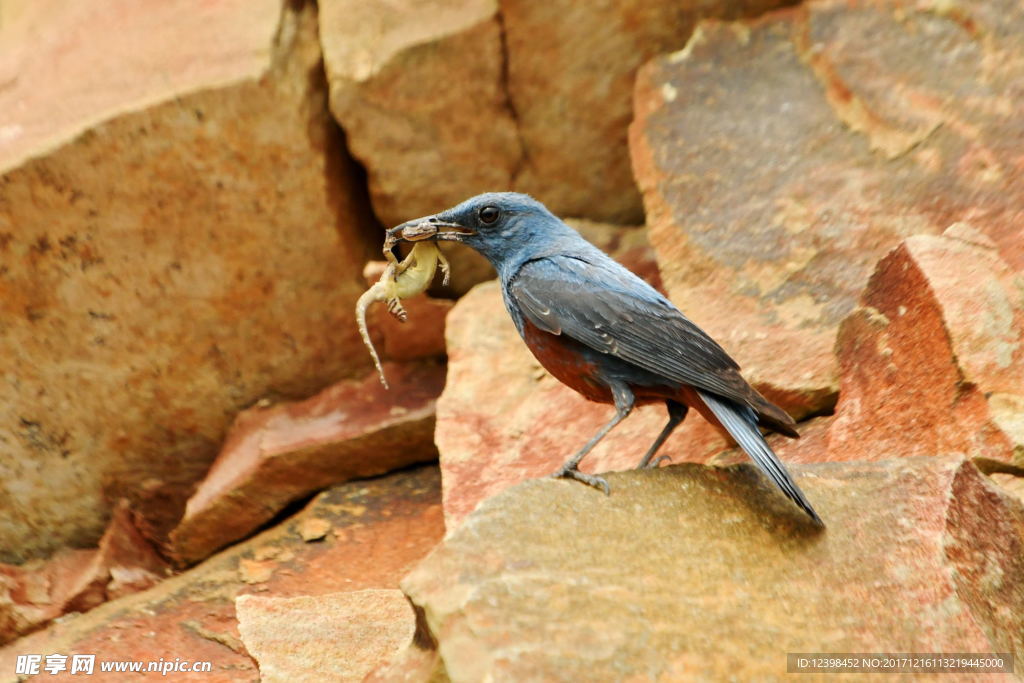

508,254,761,405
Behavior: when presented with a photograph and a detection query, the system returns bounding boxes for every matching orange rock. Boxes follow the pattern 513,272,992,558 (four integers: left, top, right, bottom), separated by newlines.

829,227,1024,462
0,0,378,562
169,361,445,565
0,467,444,681
0,502,167,645
630,2,1024,420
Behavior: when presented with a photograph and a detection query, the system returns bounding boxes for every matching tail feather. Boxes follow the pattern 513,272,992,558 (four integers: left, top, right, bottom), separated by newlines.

698,390,823,526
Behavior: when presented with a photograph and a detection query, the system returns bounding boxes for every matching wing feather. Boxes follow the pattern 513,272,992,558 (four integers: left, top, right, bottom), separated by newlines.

509,255,758,406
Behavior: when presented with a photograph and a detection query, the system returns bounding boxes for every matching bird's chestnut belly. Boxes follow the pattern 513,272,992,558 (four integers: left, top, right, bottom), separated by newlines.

519,319,614,403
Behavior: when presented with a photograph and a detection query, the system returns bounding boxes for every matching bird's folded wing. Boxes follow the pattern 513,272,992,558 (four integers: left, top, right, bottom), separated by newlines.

509,255,758,405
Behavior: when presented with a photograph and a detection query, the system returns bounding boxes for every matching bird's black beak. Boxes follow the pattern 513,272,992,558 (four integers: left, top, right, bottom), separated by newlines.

387,215,473,243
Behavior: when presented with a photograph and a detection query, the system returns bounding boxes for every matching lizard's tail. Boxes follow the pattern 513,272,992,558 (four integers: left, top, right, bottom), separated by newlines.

356,288,389,389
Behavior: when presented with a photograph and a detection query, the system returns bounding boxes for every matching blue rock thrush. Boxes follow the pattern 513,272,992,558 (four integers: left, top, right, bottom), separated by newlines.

390,192,822,525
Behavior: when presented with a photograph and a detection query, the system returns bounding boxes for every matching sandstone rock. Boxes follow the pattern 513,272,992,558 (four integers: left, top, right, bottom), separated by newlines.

237,590,414,682
0,501,167,646
319,0,519,230
0,467,444,682
630,1,1024,419
169,360,445,565
321,0,795,231
0,0,378,562
296,518,332,543
830,227,1024,463
503,0,789,224
567,219,664,294
403,458,1024,680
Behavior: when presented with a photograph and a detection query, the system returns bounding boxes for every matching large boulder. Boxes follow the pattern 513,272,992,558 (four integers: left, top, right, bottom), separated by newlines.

403,458,1024,680
630,0,1024,420
0,467,444,681
0,0,377,561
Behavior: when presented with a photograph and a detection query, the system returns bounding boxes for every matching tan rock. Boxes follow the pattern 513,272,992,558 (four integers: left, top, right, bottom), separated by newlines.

319,0,519,230
297,518,332,543
0,466,444,682
829,228,1024,463
321,0,795,230
630,2,1024,419
0,0,377,562
169,361,445,565
237,590,414,682
503,0,788,223
403,458,1024,680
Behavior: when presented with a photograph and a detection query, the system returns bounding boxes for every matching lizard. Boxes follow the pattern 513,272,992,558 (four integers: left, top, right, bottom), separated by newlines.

356,222,450,388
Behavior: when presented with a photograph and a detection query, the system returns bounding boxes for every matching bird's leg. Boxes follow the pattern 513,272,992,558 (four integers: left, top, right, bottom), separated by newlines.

550,382,634,494
636,399,688,469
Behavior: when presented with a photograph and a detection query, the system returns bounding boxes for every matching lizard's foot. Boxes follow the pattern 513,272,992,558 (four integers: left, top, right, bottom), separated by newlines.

636,455,672,470
549,465,610,495
438,255,451,287
386,298,408,322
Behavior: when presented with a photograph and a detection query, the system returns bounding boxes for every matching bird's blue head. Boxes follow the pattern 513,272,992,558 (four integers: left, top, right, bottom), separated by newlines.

388,192,578,278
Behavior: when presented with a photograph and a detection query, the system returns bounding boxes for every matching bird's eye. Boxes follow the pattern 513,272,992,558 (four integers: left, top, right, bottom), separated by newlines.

479,205,500,224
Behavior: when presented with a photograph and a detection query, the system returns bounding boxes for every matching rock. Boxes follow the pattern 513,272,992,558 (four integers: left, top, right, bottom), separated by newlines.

169,361,445,565
296,518,331,543
321,0,795,230
830,227,1024,462
567,219,664,294
403,458,1024,680
0,0,378,562
319,0,519,230
0,467,444,682
237,590,414,682
319,0,509,295
503,0,790,224
0,501,167,645
630,1,1024,420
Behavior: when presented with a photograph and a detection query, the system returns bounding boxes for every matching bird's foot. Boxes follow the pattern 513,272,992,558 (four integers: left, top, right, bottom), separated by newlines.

636,455,672,470
549,466,610,495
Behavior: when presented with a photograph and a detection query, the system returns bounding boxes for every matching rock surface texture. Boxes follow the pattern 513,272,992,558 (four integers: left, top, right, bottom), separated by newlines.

630,0,1024,420
831,226,1024,463
404,459,1024,680
0,467,444,682
3,0,1024,680
0,0,377,562
320,0,796,228
237,590,415,683
169,360,445,564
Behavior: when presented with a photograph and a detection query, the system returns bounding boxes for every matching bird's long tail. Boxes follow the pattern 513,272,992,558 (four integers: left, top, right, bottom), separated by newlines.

698,390,823,526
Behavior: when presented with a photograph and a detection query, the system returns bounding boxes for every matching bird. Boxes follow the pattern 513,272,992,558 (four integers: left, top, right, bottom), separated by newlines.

389,192,822,525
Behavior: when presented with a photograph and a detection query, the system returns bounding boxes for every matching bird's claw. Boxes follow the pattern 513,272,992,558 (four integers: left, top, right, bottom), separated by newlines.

637,454,672,470
550,466,611,495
